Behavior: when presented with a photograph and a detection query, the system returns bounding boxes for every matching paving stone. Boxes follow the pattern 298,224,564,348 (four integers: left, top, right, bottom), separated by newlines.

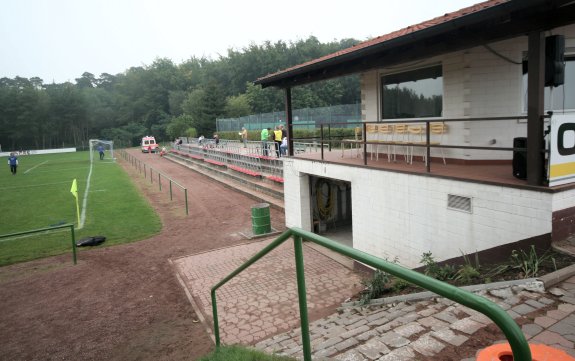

339,316,366,326
521,323,543,337
549,316,575,335
410,334,446,356
497,302,511,310
434,310,459,324
511,303,536,315
377,347,415,361
418,316,449,330
438,298,455,306
489,288,514,299
503,296,522,306
431,328,469,346
538,296,555,305
534,316,557,328
525,299,546,309
549,287,566,297
531,330,574,348
558,303,575,313
450,318,484,335
335,337,361,352
283,346,301,355
323,326,348,339
469,312,492,325
356,329,380,342
394,313,420,325
357,339,390,360
367,316,391,326
417,308,437,317
507,310,521,319
379,332,410,348
366,310,390,322
561,296,575,305
333,349,367,361
547,309,570,320
313,346,338,358
342,325,371,339
316,336,343,351
394,322,425,338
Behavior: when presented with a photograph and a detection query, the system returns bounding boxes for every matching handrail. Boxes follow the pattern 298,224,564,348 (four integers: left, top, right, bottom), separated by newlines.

317,115,550,171
119,149,189,215
0,224,77,265
211,227,531,361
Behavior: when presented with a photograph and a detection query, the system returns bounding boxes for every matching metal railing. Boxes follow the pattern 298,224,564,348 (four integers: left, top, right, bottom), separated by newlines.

119,150,189,215
0,224,77,265
315,115,550,174
211,227,531,361
172,142,285,181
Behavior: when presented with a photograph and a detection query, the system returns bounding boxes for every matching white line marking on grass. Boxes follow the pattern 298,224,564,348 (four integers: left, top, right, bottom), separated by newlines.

24,160,49,174
78,161,93,230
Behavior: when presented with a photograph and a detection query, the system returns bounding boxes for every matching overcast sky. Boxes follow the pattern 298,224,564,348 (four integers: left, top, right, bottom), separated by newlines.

1,0,481,84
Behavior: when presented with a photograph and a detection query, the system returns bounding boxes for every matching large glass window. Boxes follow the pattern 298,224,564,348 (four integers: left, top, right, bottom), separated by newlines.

381,65,443,119
522,56,575,111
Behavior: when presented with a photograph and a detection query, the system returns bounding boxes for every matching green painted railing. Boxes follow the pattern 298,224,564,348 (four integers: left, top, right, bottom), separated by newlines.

211,227,531,361
0,224,77,265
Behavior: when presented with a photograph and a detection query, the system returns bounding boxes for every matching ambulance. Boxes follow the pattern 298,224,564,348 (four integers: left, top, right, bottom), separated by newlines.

141,136,159,153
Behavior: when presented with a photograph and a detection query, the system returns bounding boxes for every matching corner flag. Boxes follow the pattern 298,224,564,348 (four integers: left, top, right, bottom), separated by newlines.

70,179,80,225
70,179,78,199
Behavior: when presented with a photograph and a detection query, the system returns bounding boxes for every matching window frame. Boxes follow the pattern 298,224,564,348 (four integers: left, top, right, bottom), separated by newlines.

380,64,444,120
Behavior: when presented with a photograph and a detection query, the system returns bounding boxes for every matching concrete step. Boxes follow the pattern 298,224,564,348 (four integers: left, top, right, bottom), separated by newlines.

165,153,285,210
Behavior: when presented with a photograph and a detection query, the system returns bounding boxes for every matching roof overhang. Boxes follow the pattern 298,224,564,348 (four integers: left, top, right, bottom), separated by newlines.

255,0,575,89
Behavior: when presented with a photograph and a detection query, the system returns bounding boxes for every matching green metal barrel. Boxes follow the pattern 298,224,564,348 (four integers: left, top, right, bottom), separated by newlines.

251,203,271,235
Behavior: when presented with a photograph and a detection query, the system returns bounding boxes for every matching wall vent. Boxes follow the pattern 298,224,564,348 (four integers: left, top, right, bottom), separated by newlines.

448,194,472,213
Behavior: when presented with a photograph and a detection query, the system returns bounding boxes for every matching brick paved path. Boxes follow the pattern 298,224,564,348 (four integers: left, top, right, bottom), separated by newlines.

256,276,575,360
173,239,364,345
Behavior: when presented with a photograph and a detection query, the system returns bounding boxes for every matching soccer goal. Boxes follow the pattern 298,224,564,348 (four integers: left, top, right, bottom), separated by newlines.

89,139,115,162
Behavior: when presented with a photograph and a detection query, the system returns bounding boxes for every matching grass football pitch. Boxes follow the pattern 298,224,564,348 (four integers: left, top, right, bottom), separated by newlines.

0,151,161,266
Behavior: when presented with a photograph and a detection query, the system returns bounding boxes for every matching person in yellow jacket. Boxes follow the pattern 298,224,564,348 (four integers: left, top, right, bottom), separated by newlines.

273,126,282,157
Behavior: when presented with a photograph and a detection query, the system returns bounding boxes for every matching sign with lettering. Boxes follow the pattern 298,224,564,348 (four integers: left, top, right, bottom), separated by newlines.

549,114,575,186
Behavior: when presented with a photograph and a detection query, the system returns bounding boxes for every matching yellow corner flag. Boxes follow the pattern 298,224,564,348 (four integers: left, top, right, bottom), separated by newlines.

70,179,80,225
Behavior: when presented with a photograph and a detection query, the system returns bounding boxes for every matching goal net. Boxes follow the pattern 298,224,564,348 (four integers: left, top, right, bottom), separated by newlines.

89,139,114,163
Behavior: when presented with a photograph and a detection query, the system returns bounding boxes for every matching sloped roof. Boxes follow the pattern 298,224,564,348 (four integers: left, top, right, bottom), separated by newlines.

255,0,575,88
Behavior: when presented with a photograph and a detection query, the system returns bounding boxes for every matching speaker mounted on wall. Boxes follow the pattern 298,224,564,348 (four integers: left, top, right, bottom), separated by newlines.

545,35,565,87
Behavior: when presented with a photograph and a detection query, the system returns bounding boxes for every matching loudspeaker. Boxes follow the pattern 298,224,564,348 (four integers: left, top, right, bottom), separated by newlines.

545,35,565,87
513,137,527,180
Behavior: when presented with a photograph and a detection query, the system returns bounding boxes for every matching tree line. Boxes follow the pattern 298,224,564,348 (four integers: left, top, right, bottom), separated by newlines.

0,36,361,151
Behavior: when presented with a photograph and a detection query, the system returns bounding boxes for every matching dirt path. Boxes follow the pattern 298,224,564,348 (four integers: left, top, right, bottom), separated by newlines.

0,149,286,361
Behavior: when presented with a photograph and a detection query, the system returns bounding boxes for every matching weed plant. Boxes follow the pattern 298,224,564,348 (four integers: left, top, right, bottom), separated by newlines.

359,245,563,304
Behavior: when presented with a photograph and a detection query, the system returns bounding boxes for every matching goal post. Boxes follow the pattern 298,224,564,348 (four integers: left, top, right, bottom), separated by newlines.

89,139,114,162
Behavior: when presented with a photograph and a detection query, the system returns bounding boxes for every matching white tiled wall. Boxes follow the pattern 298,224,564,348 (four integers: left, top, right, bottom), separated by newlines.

285,159,559,268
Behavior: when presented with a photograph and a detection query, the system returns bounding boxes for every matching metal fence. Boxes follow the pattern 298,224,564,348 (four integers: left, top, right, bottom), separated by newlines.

216,103,361,132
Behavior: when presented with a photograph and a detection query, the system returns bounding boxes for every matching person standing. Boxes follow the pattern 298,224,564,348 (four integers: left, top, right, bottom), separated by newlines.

260,127,269,156
240,127,248,148
8,153,18,175
97,145,105,160
273,126,282,157
280,136,288,156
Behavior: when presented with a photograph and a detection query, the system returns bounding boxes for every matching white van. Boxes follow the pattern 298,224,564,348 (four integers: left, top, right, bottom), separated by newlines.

141,136,159,153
